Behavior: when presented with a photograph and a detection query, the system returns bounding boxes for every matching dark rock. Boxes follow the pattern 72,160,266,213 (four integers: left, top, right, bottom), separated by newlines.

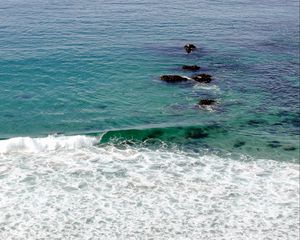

191,74,212,83
182,65,200,71
160,75,189,83
198,99,216,106
184,44,197,54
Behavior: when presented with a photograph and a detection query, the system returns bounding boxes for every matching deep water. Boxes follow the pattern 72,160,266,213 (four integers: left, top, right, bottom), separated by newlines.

0,0,299,239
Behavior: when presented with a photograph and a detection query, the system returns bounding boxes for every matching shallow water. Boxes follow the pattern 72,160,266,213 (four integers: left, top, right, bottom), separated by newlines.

0,0,299,239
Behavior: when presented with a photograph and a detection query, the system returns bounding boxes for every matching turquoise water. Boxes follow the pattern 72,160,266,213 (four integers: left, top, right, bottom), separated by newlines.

0,0,299,239
1,0,299,161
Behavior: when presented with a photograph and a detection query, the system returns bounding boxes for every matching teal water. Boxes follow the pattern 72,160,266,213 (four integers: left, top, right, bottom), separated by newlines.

0,0,299,160
0,0,299,239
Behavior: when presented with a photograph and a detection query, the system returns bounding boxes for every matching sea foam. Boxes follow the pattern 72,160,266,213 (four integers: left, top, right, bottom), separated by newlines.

0,135,98,154
0,139,299,239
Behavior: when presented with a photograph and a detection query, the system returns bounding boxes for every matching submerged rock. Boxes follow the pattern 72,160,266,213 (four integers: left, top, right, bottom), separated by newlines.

247,119,267,125
192,74,212,83
186,128,209,139
184,44,197,54
267,140,281,148
233,141,246,148
198,99,216,106
283,146,296,151
182,65,200,71
160,75,189,83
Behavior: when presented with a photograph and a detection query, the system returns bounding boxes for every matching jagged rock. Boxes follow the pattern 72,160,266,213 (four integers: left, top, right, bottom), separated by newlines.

182,65,200,71
198,99,216,106
184,44,197,54
192,74,212,83
160,75,189,83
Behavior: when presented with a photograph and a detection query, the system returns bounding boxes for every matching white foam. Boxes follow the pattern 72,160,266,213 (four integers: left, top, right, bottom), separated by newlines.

0,143,299,239
0,135,98,154
193,83,221,91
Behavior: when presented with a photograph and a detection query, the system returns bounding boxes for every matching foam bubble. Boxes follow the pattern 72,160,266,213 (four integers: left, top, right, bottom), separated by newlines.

0,142,299,239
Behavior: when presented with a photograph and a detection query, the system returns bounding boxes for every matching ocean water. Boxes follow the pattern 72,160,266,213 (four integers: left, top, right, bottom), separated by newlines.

0,0,299,239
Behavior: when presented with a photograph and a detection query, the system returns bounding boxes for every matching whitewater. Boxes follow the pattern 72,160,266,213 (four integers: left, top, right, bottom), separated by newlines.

0,135,299,239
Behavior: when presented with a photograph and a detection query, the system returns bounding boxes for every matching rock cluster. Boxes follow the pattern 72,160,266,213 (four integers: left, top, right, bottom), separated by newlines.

160,43,216,108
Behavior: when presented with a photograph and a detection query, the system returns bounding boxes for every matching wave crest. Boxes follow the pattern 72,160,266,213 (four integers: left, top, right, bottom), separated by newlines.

0,135,98,154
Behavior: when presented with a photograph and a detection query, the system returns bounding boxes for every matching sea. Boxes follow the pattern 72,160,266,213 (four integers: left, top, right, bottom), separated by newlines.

0,0,299,239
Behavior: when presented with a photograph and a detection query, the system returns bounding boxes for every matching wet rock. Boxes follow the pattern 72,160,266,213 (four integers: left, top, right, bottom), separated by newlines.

191,74,212,83
182,65,200,71
198,99,216,106
160,75,189,83
184,44,197,54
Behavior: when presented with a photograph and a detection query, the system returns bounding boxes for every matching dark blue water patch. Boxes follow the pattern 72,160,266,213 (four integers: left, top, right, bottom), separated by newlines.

289,118,300,129
208,61,248,74
267,140,282,148
185,128,209,139
16,94,33,100
2,113,15,118
247,119,269,126
277,111,300,128
233,141,246,148
260,79,299,100
95,104,108,110
283,146,297,151
255,39,299,55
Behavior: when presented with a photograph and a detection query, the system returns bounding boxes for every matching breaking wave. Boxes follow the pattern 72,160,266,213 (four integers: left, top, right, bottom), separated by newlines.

0,133,299,239
0,135,99,154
